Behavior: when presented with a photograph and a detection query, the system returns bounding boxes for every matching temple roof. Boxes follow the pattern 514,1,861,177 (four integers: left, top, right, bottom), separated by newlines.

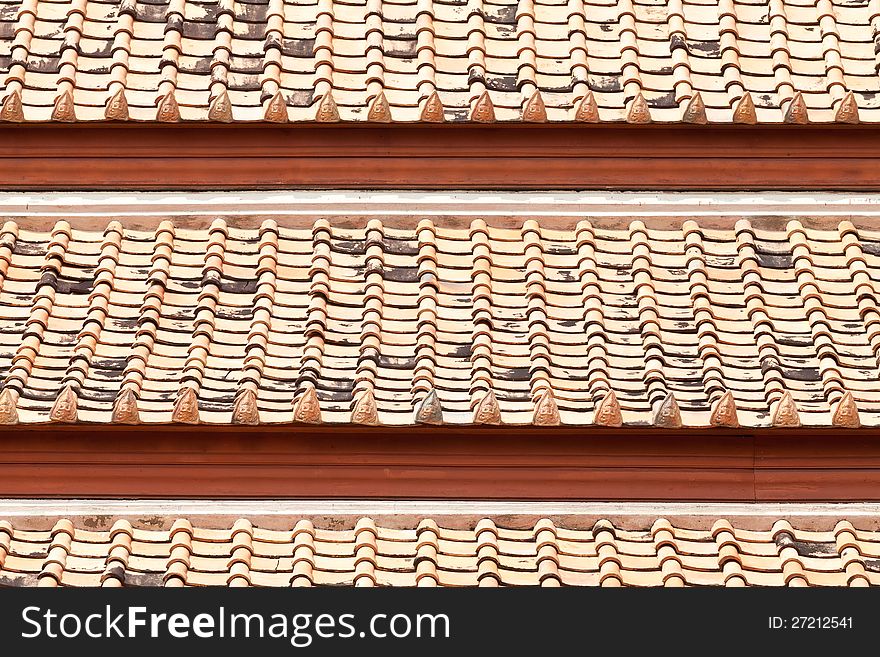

0,0,878,123
1,509,877,587
0,206,877,428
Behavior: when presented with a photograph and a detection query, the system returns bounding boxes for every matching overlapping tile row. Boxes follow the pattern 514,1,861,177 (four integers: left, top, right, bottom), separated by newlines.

0,216,880,427
1,0,879,123
1,516,878,586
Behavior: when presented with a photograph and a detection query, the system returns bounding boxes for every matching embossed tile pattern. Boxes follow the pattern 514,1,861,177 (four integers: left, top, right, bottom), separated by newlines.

0,0,879,122
0,216,879,428
1,517,878,586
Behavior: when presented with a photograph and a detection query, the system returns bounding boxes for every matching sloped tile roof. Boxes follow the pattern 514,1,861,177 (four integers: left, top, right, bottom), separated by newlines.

0,216,879,428
1,516,878,586
0,0,878,123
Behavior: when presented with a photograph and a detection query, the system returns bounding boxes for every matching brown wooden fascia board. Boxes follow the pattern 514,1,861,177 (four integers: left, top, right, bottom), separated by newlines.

1,425,879,500
1,123,880,190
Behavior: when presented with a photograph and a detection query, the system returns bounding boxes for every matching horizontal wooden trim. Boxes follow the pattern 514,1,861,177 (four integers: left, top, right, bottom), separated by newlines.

2,124,880,190
1,425,879,501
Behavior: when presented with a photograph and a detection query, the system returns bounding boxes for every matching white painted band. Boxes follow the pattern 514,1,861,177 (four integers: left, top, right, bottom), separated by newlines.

3,190,880,217
0,500,878,531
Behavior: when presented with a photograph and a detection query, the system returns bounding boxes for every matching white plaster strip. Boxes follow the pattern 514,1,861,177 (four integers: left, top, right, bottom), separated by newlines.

2,499,878,517
0,500,878,531
3,190,880,217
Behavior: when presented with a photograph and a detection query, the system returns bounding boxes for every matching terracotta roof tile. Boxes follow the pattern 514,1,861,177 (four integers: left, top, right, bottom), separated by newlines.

10,514,861,587
2,0,880,123
1,216,880,427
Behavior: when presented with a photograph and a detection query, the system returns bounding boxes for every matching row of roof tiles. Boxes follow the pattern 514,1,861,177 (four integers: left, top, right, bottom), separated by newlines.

0,216,878,428
2,516,878,586
1,0,879,123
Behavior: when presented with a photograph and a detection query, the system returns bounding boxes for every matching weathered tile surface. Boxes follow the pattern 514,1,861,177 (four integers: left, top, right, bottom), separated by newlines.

0,216,878,428
1,516,877,586
1,0,879,123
